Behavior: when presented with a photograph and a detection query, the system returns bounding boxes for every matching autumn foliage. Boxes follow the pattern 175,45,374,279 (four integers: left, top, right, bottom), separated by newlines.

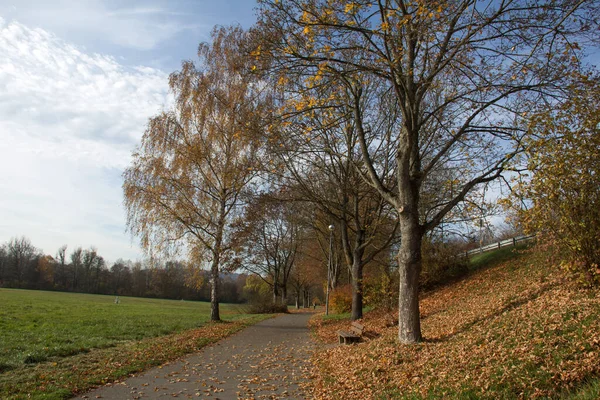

514,77,600,286
308,249,600,398
256,0,600,343
329,284,352,314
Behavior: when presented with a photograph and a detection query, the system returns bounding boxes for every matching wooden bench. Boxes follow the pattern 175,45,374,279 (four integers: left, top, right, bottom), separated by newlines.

338,321,364,344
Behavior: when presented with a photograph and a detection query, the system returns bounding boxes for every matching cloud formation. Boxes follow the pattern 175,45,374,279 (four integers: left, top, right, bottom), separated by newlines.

0,17,171,261
0,0,202,51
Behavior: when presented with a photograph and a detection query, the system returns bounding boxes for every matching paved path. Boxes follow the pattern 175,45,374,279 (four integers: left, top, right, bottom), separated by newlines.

75,312,315,400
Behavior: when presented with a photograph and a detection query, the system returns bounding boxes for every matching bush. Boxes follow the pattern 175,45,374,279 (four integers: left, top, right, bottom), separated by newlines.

244,299,288,314
420,239,469,290
511,79,600,287
329,285,352,314
364,270,397,311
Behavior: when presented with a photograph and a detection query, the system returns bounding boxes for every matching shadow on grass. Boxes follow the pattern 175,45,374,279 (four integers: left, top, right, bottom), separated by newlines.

424,282,557,343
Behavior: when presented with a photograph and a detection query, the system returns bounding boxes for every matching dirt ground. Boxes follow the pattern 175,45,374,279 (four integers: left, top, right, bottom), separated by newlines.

74,312,316,400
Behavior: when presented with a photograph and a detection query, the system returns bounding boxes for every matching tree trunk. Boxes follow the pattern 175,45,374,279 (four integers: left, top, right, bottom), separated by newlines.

351,257,364,321
210,197,227,322
397,213,422,343
350,227,365,321
272,281,278,304
210,255,220,321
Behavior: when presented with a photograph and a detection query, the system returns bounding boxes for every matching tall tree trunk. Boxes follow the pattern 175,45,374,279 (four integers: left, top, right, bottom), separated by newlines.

210,198,226,322
210,254,220,321
351,257,364,321
281,285,287,305
397,212,422,343
272,281,278,304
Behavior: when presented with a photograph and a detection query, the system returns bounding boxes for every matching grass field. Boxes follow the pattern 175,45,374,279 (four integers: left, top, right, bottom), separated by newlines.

0,289,267,399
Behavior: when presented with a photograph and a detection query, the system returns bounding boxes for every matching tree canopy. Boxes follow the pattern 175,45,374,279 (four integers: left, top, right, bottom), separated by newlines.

123,25,269,321
256,0,599,342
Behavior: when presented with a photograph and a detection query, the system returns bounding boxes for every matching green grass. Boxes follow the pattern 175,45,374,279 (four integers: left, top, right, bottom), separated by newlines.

562,377,600,399
0,289,269,399
321,306,374,321
0,289,245,371
468,242,530,271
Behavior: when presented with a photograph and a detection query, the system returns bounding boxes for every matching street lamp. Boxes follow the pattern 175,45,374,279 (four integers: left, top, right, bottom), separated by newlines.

325,224,334,315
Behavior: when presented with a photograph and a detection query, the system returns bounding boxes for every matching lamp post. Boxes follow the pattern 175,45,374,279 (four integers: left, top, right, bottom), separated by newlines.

325,224,334,315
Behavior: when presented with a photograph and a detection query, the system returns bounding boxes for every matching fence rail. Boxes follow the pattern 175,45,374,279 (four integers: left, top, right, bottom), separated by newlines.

464,234,536,257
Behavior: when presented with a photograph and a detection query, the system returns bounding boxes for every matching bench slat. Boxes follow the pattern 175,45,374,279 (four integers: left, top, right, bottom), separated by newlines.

338,322,365,344
338,330,359,338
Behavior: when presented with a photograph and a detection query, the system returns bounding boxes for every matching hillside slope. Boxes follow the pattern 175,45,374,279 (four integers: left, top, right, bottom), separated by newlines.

309,249,600,399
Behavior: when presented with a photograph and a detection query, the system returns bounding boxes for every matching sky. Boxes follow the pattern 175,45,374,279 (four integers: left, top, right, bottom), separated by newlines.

0,0,258,263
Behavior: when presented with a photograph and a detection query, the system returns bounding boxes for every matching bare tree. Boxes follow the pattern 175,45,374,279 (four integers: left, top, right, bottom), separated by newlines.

0,243,7,285
55,245,68,289
6,236,38,286
269,101,399,319
239,197,301,305
257,0,599,342
70,247,83,291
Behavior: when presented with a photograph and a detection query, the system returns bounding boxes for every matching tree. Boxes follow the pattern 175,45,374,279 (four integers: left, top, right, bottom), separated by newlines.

289,226,334,308
55,245,68,290
518,76,600,286
0,243,8,285
269,102,400,319
36,255,55,289
6,236,38,286
239,196,300,305
123,25,268,321
257,0,598,342
82,247,103,293
70,247,83,291
110,259,132,295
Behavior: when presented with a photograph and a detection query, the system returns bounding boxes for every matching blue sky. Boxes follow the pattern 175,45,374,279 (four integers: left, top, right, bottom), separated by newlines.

0,0,257,262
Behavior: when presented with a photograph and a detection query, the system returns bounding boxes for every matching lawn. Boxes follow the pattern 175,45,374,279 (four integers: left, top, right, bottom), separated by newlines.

0,289,267,399
467,242,531,271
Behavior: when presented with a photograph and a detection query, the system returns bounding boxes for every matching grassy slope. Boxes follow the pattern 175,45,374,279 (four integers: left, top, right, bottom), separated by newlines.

0,290,268,399
309,248,600,399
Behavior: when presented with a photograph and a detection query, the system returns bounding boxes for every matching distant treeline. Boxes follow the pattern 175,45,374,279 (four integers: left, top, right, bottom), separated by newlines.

0,236,248,303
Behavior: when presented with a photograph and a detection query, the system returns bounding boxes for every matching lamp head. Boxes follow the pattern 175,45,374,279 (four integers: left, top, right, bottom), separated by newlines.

328,224,334,231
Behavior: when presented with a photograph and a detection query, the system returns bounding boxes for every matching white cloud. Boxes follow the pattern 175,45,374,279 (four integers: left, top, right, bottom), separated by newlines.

0,0,202,51
0,18,171,261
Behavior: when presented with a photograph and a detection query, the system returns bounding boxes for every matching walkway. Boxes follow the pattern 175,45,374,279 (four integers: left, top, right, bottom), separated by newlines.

75,312,315,400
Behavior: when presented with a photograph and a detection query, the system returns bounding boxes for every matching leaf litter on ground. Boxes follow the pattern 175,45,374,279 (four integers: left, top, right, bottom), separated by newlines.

307,250,600,399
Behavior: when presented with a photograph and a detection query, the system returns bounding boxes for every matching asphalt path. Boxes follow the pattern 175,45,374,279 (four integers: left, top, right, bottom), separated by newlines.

74,312,315,400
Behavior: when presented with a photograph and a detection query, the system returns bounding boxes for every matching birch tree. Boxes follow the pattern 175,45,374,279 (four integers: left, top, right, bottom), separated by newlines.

123,25,267,321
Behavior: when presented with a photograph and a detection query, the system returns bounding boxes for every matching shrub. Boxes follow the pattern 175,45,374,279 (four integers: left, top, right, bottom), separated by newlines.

420,239,469,290
244,300,288,314
510,79,600,287
329,284,352,314
364,270,397,311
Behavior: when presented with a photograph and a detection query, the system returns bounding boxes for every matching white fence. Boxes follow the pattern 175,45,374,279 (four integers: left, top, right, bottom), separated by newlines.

464,234,536,257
